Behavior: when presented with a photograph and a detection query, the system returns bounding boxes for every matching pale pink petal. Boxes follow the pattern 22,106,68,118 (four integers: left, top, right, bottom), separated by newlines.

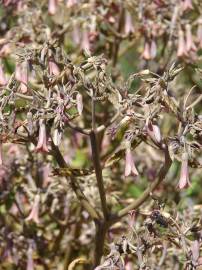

197,21,202,48
178,152,190,189
182,0,193,11
150,40,157,59
76,93,83,115
0,65,7,86
191,240,200,263
35,120,49,153
48,0,57,15
147,121,161,143
48,60,60,76
125,10,134,35
26,245,34,270
26,194,40,224
81,29,90,51
142,42,151,60
186,24,196,52
177,29,187,57
125,148,138,177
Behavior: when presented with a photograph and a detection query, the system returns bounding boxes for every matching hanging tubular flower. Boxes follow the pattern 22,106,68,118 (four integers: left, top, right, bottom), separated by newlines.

142,41,151,60
26,194,40,224
35,119,49,153
182,0,193,11
48,58,60,76
15,61,28,93
26,243,34,270
197,19,202,48
178,152,190,189
0,143,3,165
76,93,83,115
177,29,187,57
124,10,134,35
81,28,90,51
0,64,7,86
146,120,161,144
150,39,157,59
48,0,57,15
185,24,196,52
125,147,139,177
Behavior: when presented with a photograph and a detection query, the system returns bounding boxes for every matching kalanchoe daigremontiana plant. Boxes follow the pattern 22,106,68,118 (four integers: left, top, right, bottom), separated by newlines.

0,1,202,269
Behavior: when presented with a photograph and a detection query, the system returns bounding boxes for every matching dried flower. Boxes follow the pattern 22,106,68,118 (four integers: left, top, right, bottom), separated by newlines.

177,29,187,57
125,147,139,177
35,120,49,153
26,194,40,224
76,93,83,115
124,10,134,35
0,64,7,86
15,62,28,93
178,152,190,189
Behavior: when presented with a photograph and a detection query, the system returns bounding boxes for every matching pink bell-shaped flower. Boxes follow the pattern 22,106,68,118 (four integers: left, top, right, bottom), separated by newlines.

76,93,83,115
185,24,196,52
177,29,187,57
0,64,7,86
124,10,134,35
35,119,49,153
26,194,40,224
178,152,190,189
15,61,28,93
48,0,57,15
125,147,139,177
146,120,161,144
